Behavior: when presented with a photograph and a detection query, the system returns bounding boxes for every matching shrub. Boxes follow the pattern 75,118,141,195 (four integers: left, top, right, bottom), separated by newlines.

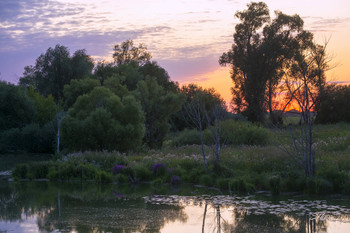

229,177,256,193
221,119,271,146
269,175,281,195
199,174,214,187
95,170,113,183
27,162,50,179
304,177,334,194
134,165,153,181
171,129,201,146
12,164,28,179
152,163,167,176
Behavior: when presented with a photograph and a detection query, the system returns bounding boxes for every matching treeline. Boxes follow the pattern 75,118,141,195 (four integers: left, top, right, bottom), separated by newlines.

0,40,231,153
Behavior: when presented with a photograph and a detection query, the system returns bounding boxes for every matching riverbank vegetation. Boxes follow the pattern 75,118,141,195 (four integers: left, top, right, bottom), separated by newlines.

1,2,350,195
10,122,350,195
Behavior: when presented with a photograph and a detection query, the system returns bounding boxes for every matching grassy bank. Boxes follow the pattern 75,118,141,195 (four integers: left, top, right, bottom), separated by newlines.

9,123,350,195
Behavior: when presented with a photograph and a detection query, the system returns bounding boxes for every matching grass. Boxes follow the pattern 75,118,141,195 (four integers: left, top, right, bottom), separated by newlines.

5,122,350,195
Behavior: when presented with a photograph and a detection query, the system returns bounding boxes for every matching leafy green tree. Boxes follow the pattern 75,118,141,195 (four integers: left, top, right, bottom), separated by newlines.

63,78,100,109
103,76,129,98
135,76,185,148
172,84,226,131
139,62,179,93
0,81,34,131
113,40,151,66
315,84,350,123
61,87,144,152
27,87,56,126
114,63,144,91
71,49,94,79
220,2,309,123
19,45,94,103
94,61,117,85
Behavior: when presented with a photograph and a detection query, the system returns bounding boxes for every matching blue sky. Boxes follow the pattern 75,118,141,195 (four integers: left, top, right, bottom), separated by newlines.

1,0,349,102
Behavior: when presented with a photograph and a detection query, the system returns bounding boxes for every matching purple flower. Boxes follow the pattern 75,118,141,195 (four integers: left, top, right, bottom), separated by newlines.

152,163,166,175
112,164,126,174
171,175,180,185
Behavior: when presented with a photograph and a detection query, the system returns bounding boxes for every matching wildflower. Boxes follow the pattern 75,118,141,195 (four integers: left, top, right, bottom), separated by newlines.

171,175,180,185
112,164,126,174
152,163,166,175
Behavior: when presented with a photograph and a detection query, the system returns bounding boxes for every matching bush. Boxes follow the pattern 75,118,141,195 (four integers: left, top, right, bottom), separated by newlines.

27,162,50,179
134,165,153,181
12,164,28,179
269,175,281,195
0,128,21,153
0,123,55,154
171,129,202,146
199,174,214,187
229,177,256,193
221,119,271,146
305,177,333,194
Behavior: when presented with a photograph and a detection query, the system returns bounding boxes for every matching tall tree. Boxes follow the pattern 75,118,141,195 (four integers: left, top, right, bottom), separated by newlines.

19,45,94,103
135,76,185,148
220,2,308,123
71,49,94,79
61,87,144,152
0,81,34,131
113,40,151,66
282,40,329,177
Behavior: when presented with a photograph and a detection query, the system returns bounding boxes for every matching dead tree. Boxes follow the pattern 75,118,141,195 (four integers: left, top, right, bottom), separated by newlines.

184,94,209,173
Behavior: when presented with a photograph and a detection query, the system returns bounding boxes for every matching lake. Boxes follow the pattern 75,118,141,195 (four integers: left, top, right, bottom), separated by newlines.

0,181,350,232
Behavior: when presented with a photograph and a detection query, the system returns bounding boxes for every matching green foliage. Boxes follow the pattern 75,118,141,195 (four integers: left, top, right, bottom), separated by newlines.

113,40,151,66
304,177,334,194
170,129,202,146
269,175,281,195
229,177,256,193
21,123,55,153
221,119,271,145
19,45,94,102
139,62,179,93
104,76,129,97
12,164,28,179
27,86,56,126
0,123,55,153
317,166,349,193
136,76,185,148
315,84,350,124
172,84,226,131
0,128,21,153
199,174,214,187
62,87,145,152
0,81,34,131
63,78,100,109
220,2,316,124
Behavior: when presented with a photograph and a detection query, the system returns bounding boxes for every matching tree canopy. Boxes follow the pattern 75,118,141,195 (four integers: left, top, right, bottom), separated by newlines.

220,1,315,123
19,45,94,103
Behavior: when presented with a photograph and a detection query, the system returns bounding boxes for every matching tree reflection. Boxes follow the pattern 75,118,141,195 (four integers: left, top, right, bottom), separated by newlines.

1,182,350,233
231,210,329,233
0,182,188,233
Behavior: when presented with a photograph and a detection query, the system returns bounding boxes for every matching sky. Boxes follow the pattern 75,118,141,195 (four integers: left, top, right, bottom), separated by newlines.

1,0,350,103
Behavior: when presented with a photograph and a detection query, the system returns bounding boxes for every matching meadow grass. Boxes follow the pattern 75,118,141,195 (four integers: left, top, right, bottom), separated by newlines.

7,122,350,195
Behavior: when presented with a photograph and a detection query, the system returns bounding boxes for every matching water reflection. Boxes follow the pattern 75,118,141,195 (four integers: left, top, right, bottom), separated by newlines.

0,181,350,233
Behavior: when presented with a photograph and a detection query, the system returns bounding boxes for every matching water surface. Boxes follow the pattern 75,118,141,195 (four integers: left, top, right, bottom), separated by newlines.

0,181,349,232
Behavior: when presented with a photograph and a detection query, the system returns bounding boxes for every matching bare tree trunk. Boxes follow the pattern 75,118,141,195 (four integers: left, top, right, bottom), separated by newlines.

199,120,209,174
202,201,208,233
